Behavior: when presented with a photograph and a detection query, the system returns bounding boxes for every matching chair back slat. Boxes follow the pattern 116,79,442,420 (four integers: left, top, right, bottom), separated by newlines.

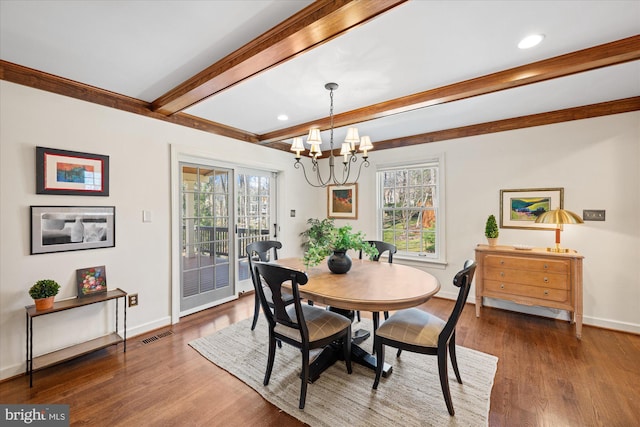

253,262,309,332
439,259,476,345
359,240,397,263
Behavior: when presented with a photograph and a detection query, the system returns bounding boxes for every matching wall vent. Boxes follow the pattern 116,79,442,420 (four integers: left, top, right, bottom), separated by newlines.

141,330,174,344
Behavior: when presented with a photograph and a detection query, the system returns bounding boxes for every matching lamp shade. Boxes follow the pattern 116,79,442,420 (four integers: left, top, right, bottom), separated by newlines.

344,127,360,145
359,136,373,152
307,129,322,146
535,209,584,225
290,137,305,152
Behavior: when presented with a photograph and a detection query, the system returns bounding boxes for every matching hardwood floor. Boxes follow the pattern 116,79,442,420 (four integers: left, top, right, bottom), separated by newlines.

1,294,639,426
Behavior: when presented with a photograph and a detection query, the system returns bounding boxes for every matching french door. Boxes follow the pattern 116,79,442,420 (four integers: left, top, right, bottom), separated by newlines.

180,163,234,313
178,162,277,315
236,168,277,294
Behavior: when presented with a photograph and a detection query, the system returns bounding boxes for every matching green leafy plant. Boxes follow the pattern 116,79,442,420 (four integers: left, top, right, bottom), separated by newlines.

28,279,60,299
300,218,378,267
485,214,499,239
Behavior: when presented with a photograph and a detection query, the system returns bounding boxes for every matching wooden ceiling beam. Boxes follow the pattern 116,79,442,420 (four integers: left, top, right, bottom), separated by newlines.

259,35,640,145
0,60,259,143
267,97,640,155
150,0,408,115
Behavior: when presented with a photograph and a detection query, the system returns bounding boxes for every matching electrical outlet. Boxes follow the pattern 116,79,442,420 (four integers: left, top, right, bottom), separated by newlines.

583,210,605,221
128,294,138,307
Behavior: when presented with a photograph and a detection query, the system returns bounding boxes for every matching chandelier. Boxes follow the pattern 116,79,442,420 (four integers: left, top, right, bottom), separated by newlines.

290,82,373,187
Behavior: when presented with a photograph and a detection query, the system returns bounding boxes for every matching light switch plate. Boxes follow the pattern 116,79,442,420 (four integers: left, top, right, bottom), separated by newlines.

583,210,605,221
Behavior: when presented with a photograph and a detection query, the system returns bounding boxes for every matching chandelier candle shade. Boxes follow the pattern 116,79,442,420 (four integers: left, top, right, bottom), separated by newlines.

534,208,584,252
291,83,373,187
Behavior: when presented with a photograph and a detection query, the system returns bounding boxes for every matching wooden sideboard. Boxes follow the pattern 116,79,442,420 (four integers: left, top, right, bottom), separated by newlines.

474,244,584,338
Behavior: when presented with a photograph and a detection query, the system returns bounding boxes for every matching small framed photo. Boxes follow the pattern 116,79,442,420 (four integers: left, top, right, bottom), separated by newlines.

328,183,357,219
36,146,109,196
30,206,116,254
76,265,107,297
500,188,564,230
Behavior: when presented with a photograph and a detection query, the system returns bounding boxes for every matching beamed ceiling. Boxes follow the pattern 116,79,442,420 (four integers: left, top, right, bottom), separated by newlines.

1,0,639,155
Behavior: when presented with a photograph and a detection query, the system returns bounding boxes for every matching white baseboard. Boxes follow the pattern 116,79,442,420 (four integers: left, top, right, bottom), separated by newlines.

124,316,172,339
472,297,640,335
0,316,174,382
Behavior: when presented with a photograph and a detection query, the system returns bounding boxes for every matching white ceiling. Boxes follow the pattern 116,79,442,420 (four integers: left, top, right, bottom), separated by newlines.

1,0,639,152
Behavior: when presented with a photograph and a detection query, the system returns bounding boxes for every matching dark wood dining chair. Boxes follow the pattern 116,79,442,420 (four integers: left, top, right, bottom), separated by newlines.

372,260,477,416
246,240,294,331
358,240,397,331
253,261,353,409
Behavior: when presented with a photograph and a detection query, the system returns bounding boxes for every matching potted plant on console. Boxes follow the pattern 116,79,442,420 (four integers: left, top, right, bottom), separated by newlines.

485,214,499,246
301,218,378,274
29,279,60,311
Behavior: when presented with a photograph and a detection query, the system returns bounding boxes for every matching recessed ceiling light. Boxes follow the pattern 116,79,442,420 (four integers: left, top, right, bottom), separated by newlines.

277,114,288,121
518,34,545,49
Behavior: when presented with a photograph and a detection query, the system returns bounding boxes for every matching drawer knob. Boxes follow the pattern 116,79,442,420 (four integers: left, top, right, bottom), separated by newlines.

544,264,548,269
544,277,549,283
500,272,505,277
544,290,549,296
500,260,505,265
500,284,505,289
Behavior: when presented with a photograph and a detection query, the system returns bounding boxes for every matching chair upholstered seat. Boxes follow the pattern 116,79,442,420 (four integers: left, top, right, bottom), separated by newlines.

275,305,352,342
374,307,445,348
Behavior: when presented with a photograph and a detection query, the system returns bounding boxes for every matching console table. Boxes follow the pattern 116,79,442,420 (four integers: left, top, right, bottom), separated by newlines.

26,288,127,387
474,245,584,338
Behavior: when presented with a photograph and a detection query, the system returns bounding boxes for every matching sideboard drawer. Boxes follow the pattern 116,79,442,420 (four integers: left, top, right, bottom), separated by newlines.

484,254,569,274
484,267,569,289
484,279,569,303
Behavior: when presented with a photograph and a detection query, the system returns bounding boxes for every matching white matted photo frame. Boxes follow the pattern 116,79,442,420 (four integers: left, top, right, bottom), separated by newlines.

36,146,109,196
327,183,358,219
500,188,564,230
30,206,116,254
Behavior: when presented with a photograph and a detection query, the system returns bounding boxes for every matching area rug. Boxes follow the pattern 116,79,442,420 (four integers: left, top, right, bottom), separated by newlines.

189,317,498,426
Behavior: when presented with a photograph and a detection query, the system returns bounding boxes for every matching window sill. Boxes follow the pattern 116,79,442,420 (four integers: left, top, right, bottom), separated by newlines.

386,255,448,270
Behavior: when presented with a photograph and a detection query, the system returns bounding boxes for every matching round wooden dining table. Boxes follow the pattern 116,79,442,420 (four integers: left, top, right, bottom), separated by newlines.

276,257,441,380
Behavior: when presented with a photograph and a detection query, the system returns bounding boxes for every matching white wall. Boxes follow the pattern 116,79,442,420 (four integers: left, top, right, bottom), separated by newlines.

1,80,638,380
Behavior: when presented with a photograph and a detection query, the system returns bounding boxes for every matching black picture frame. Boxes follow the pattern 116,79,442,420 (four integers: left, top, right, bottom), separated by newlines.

36,146,110,196
30,206,116,255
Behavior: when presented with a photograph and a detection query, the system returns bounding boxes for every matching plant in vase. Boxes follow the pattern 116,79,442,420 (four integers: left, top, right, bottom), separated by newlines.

300,218,378,273
29,279,60,310
485,214,499,246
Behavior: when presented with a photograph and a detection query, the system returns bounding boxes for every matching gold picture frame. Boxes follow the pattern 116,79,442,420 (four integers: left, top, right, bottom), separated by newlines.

328,183,357,219
500,188,564,230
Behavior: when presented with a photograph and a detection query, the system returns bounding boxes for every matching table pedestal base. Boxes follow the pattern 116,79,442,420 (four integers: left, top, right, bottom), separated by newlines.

306,307,393,383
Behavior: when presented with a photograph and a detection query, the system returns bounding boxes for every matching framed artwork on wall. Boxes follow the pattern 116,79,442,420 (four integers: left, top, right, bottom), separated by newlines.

328,183,357,219
30,206,116,254
36,146,110,196
76,265,108,297
500,188,564,230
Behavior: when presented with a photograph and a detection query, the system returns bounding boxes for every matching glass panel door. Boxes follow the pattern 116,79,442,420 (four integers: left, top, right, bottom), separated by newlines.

236,169,276,293
180,164,234,312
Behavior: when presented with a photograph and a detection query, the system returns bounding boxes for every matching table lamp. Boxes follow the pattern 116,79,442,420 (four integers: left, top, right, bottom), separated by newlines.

535,208,583,252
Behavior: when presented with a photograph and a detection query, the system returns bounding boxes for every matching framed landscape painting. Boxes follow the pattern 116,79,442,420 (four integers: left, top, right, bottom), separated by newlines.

328,184,357,219
36,146,109,196
500,188,563,230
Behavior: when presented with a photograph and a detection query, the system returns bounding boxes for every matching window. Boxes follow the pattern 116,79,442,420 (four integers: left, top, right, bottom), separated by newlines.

377,159,443,262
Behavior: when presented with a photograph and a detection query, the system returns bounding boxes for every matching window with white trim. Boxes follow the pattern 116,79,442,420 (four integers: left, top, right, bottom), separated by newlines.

377,160,443,261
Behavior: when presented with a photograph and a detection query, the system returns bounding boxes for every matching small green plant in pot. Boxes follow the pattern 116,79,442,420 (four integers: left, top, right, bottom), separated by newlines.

485,214,499,246
29,279,60,310
300,218,378,273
